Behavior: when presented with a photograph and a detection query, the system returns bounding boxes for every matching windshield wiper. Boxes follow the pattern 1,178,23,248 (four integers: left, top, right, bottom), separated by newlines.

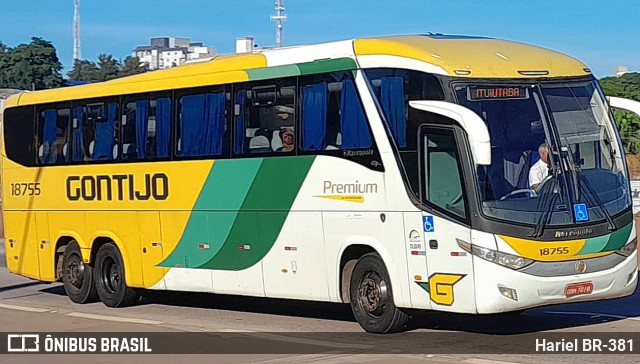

529,176,560,238
577,173,617,231
562,140,616,230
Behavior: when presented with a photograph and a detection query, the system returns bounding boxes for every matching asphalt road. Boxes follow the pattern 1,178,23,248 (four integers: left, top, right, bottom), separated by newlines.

1,241,639,364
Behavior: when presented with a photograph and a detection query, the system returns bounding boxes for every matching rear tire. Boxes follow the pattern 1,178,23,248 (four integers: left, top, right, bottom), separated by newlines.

94,242,138,307
349,253,409,333
62,241,97,303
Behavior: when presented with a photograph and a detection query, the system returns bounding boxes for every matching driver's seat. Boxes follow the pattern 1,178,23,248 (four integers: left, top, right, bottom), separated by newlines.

516,150,540,189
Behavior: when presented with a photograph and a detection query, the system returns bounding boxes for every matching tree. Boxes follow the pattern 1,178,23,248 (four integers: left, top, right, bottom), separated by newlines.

119,56,148,77
67,59,99,82
0,37,64,90
600,72,640,154
96,54,120,81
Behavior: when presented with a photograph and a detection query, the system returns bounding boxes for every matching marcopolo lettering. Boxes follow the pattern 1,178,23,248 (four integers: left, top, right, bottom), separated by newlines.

66,173,169,201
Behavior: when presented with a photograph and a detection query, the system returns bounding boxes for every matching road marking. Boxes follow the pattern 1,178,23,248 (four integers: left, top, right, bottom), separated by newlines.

544,311,640,321
464,359,523,364
0,303,51,313
66,312,163,325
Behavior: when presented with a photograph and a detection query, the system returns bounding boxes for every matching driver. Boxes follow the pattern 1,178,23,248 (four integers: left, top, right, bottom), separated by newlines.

529,143,550,189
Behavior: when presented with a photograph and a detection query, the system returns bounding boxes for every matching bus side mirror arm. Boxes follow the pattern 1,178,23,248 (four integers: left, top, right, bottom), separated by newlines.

409,101,491,165
607,96,640,119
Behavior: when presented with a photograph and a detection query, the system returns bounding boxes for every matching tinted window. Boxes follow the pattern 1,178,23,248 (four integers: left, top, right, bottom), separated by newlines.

177,89,228,158
123,93,171,161
300,71,373,151
234,81,295,155
4,106,35,166
422,127,466,219
366,69,445,150
37,107,70,165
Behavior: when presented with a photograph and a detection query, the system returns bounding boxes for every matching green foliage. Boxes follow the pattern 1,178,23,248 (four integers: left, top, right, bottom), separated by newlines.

68,54,147,82
601,72,640,154
0,37,64,90
67,59,99,82
120,56,148,77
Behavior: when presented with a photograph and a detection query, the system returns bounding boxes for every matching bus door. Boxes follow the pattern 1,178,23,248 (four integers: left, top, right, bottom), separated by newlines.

417,123,476,312
407,100,493,313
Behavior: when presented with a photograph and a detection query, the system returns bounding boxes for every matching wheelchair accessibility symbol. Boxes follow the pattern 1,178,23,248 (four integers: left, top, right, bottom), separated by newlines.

573,203,589,222
423,216,434,232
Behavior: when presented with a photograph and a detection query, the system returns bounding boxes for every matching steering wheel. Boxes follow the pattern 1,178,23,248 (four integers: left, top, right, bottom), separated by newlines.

499,189,538,201
533,174,553,194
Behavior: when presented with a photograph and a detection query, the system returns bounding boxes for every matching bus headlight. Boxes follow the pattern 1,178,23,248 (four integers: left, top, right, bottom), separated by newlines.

616,238,637,257
457,240,533,270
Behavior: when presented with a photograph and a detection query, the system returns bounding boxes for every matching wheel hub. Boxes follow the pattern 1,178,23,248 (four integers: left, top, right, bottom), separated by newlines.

65,255,84,288
357,272,388,317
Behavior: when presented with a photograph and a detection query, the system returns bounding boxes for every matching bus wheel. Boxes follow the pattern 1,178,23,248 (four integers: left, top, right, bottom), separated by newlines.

349,253,409,333
94,242,138,307
62,241,97,303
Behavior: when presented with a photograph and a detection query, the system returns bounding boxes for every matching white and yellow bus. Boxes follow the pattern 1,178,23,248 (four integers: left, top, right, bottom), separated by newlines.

3,34,640,333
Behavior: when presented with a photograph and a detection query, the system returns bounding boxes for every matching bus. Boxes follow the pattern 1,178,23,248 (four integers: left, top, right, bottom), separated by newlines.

3,34,640,333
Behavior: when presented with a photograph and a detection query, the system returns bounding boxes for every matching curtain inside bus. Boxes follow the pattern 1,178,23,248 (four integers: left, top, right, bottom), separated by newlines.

135,100,149,159
41,109,57,164
340,79,371,148
92,103,117,160
72,107,84,162
204,92,226,156
156,97,171,158
380,77,406,148
302,82,327,150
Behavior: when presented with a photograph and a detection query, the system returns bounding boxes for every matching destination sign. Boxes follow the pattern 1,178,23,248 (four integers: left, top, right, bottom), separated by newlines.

468,86,529,101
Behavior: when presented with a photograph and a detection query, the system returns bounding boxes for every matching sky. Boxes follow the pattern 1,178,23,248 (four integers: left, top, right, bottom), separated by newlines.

1,0,638,78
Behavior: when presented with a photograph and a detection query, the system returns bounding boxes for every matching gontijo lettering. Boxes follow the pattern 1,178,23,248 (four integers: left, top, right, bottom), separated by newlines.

66,173,169,201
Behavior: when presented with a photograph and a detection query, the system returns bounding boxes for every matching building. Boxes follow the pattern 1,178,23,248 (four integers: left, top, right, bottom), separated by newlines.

615,65,629,77
133,37,216,70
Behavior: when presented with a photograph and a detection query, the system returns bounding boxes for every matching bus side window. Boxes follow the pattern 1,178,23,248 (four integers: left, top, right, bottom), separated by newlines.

122,101,139,161
300,72,372,151
177,91,227,158
37,107,70,165
234,81,295,155
422,127,467,220
122,96,171,161
91,102,118,161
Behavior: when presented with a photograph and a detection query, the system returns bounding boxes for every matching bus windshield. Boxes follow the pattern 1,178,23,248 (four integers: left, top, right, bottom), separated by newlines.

455,81,630,226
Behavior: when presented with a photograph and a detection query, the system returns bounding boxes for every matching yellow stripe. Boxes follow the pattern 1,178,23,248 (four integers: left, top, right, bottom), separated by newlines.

354,36,590,78
313,195,364,203
498,235,611,262
12,53,267,106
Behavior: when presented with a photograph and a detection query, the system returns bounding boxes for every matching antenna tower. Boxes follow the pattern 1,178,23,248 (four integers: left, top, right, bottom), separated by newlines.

73,0,81,60
270,0,287,47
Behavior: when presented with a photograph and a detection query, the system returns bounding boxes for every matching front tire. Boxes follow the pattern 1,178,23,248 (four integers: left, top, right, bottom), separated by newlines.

349,253,409,333
62,241,97,303
94,242,138,307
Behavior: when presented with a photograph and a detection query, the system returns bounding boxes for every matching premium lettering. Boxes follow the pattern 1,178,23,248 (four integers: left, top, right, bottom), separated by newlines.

323,180,378,194
66,173,169,201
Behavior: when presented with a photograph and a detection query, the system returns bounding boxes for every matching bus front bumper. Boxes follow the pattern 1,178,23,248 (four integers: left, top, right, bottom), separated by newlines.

472,251,638,314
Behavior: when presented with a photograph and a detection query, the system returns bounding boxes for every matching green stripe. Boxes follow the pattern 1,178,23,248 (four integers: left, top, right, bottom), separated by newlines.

575,223,633,256
297,58,357,75
602,223,633,251
159,159,263,268
576,235,610,255
200,156,315,270
246,64,301,80
245,58,357,81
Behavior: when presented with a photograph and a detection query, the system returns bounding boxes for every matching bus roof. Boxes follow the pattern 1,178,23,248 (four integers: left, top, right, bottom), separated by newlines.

6,34,590,107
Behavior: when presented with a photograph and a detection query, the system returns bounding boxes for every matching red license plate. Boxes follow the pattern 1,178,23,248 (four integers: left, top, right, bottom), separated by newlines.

565,282,593,298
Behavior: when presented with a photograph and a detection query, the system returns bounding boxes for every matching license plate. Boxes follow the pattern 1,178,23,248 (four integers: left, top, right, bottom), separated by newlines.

565,282,593,298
